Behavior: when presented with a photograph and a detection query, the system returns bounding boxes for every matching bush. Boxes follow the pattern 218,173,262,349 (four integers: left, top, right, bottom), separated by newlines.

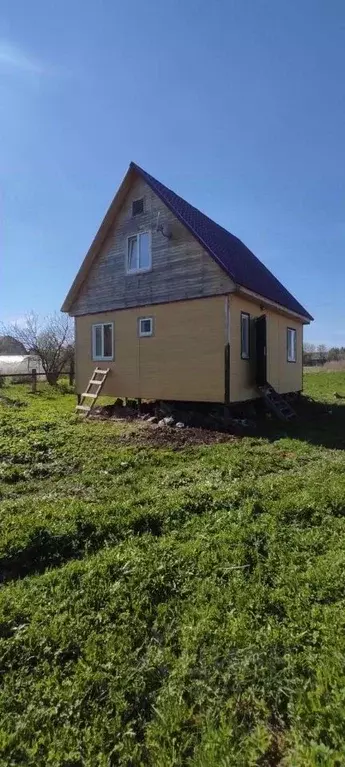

11,374,30,385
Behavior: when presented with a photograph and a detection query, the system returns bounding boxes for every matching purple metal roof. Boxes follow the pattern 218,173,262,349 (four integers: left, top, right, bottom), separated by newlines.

131,162,312,321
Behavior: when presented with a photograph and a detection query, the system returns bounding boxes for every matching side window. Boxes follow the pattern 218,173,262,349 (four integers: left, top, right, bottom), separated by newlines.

92,323,114,361
287,327,297,362
241,312,250,359
138,317,153,337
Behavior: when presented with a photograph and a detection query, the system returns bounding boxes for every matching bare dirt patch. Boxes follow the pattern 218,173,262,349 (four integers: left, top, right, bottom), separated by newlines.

118,424,240,449
90,404,243,447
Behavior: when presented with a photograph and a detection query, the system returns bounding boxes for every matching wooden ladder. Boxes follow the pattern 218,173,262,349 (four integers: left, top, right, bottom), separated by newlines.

258,382,296,422
75,367,109,416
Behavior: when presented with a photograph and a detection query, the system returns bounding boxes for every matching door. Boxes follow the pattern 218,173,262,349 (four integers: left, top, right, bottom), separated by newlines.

255,314,267,386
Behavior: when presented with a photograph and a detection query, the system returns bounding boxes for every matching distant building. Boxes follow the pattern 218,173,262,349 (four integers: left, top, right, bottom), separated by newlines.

0,355,44,377
303,351,326,367
0,335,27,355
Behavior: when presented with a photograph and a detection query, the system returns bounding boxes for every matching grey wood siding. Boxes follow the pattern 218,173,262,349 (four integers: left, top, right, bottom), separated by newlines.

70,178,234,316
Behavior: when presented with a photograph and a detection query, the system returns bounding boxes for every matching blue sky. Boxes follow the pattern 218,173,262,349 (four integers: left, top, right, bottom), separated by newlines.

1,0,344,345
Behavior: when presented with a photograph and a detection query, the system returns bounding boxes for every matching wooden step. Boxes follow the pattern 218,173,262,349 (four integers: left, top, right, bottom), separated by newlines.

76,404,91,412
258,381,296,421
81,392,98,398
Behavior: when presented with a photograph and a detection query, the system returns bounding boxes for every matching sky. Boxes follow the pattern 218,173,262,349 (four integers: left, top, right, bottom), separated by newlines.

1,0,344,346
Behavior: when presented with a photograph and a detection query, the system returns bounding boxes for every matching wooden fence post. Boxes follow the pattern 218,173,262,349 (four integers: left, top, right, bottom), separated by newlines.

31,369,37,394
69,359,75,387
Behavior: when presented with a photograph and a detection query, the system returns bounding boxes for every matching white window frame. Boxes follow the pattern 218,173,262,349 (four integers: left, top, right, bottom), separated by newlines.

287,327,297,363
92,322,114,361
126,231,152,275
241,312,250,360
138,317,153,337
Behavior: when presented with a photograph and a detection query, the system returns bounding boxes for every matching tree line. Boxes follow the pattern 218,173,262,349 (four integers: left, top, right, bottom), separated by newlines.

303,343,345,365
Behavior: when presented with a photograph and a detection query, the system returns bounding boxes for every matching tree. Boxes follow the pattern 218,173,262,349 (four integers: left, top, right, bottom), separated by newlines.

303,342,316,365
317,344,328,362
303,342,316,354
328,347,341,361
1,312,74,385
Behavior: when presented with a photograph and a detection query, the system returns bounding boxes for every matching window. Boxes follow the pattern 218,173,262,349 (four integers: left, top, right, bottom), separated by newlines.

287,327,297,362
132,198,144,216
241,312,250,359
127,232,151,273
92,323,114,361
138,317,153,337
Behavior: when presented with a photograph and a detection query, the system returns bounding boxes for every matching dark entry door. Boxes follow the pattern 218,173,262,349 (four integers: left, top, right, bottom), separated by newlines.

255,315,267,386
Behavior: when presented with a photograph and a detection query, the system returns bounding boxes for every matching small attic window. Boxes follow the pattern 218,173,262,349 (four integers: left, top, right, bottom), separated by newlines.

132,198,144,216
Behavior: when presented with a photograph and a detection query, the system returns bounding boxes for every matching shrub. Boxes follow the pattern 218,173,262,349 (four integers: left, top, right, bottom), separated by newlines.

11,374,30,385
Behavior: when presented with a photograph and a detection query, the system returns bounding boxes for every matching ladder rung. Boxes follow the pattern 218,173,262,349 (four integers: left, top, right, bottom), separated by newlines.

76,367,109,415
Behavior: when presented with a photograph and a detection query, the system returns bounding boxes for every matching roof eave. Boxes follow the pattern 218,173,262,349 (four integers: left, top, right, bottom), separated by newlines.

61,164,138,313
236,285,313,323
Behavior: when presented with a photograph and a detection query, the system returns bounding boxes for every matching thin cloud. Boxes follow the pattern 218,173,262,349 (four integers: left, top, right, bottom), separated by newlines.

0,41,43,74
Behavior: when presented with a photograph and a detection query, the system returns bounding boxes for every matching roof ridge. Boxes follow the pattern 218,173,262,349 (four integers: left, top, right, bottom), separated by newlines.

131,162,312,321
62,162,312,321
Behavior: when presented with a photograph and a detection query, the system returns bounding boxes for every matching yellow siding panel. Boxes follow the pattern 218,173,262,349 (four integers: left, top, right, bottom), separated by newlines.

229,294,303,402
75,296,226,402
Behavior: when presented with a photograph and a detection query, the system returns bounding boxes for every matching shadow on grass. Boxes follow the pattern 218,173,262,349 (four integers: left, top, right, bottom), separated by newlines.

0,508,168,583
252,395,345,450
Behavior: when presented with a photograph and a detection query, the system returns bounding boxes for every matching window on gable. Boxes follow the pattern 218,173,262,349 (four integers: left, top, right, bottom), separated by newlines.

92,323,114,361
132,198,144,216
127,232,151,273
287,327,297,362
241,312,250,359
138,317,153,337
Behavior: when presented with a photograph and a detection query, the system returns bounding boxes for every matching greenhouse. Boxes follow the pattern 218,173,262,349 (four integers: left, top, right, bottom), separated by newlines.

0,355,44,377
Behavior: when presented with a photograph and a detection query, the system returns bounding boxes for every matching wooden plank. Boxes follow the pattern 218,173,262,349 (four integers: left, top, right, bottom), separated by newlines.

69,177,234,317
76,405,91,411
81,392,98,398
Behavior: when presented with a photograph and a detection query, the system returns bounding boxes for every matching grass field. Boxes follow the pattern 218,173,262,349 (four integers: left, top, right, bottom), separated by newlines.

1,373,345,766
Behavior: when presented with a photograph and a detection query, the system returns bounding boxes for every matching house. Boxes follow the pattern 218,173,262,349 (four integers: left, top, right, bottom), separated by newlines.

62,162,313,405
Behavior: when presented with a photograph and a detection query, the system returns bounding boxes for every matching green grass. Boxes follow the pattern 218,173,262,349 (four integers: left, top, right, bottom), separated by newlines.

1,373,345,766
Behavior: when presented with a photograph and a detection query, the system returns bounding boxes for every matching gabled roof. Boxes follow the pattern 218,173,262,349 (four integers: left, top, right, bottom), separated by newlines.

130,163,312,320
62,162,313,321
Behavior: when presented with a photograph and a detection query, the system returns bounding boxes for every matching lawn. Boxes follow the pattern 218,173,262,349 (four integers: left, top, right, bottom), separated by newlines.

1,372,345,766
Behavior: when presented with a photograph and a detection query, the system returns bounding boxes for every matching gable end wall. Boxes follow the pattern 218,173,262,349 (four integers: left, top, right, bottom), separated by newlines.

70,177,234,316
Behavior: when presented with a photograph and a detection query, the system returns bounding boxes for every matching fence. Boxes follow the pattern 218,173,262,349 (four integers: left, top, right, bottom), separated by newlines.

0,360,75,393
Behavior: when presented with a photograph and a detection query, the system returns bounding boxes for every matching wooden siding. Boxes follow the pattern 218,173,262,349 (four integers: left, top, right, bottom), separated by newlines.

70,177,234,316
229,294,303,402
75,296,227,403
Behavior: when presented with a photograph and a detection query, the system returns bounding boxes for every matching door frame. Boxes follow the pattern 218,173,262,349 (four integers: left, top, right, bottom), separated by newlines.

255,314,267,386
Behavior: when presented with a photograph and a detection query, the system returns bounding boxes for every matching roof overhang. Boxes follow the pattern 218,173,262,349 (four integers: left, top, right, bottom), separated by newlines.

235,286,313,323
61,164,138,313
62,161,313,324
